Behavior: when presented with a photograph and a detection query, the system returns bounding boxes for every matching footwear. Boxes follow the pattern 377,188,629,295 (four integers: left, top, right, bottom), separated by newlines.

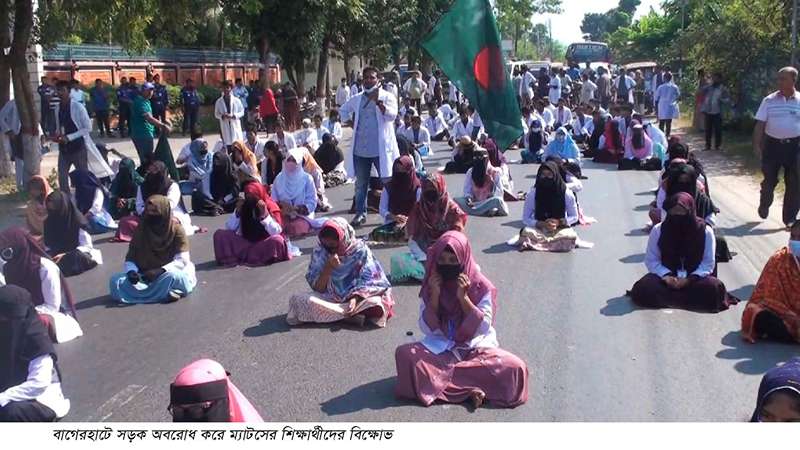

350,214,366,228
488,208,499,217
758,204,769,219
167,290,182,303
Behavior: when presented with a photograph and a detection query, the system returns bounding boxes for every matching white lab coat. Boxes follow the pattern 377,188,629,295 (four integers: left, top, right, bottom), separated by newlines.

214,95,245,145
338,88,400,178
61,100,114,179
336,85,350,106
655,82,681,120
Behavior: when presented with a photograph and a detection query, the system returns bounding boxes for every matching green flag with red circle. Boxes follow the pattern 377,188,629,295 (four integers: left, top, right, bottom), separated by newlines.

422,0,522,151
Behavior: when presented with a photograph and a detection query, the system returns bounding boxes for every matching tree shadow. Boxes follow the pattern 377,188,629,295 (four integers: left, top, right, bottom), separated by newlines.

243,314,292,337
600,295,639,317
319,376,409,416
618,253,645,264
716,222,786,238
715,331,799,375
75,294,115,311
482,242,516,254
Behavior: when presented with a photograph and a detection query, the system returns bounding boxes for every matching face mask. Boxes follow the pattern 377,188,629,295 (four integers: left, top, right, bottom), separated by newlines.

556,135,566,142
363,84,378,94
285,161,299,173
423,190,439,202
437,263,461,281
790,240,800,257
145,214,164,227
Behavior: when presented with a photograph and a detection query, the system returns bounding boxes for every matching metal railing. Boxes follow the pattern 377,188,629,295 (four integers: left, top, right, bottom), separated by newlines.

43,44,274,64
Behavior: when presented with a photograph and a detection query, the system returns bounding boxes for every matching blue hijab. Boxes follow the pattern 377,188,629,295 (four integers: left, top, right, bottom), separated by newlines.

68,169,102,214
751,357,800,422
188,139,213,180
546,127,580,161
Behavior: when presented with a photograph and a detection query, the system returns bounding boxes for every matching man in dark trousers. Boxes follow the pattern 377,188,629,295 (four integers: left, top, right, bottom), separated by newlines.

180,78,200,136
151,73,169,126
116,77,132,137
89,79,110,137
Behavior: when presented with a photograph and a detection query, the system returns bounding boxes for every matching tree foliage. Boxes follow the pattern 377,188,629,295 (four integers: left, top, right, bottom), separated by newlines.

579,0,639,41
495,0,561,55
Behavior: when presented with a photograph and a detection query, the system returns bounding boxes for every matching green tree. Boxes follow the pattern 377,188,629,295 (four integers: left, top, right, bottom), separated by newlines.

580,0,638,41
496,0,561,56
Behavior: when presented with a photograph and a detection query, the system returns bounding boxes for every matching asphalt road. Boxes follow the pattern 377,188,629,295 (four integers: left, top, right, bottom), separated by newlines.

53,135,799,422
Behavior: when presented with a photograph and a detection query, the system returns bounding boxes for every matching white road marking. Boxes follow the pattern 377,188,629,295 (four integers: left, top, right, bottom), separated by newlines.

86,384,147,422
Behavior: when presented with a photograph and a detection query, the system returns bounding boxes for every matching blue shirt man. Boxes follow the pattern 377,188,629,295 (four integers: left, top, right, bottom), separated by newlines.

90,83,109,112
151,74,169,116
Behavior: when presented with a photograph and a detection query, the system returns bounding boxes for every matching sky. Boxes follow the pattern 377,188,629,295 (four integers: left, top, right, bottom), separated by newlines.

534,0,664,44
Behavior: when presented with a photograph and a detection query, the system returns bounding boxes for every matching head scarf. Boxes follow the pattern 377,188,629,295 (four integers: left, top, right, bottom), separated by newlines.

314,136,343,174
626,121,653,160
141,161,172,201
25,175,52,238
231,141,259,175
240,181,282,242
658,192,707,274
546,127,579,159
274,148,311,202
0,285,56,392
665,163,716,219
170,359,263,423
751,358,800,422
420,231,497,341
298,147,322,174
589,114,606,149
44,190,88,254
0,227,77,316
306,217,391,301
533,161,567,221
126,195,189,272
483,138,506,167
210,152,239,202
387,156,420,217
527,119,544,152
69,169,103,214
604,119,624,151
406,173,467,247
111,158,143,200
470,148,494,189
188,139,213,180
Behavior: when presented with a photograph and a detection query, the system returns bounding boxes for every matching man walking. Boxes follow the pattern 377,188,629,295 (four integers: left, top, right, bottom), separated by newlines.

754,67,800,227
130,82,170,165
701,72,729,151
180,78,200,135
338,67,400,227
89,79,110,137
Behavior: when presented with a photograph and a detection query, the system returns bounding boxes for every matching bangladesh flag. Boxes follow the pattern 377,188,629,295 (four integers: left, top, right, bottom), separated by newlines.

422,0,523,151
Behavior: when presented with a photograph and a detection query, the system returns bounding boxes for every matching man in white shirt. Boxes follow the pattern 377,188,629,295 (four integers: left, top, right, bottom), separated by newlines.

403,71,427,112
336,78,350,107
295,118,319,150
548,70,562,104
467,105,484,140
406,115,432,155
214,80,245,148
614,70,636,104
754,67,800,226
554,98,572,130
438,102,458,125
69,79,85,104
580,73,598,105
322,110,343,143
449,109,473,147
311,115,330,146
519,65,535,107
245,130,266,162
424,104,449,141
535,99,555,131
267,119,297,155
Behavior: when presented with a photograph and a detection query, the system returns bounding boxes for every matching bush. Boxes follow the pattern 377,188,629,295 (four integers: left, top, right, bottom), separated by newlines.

166,84,183,110
196,85,220,106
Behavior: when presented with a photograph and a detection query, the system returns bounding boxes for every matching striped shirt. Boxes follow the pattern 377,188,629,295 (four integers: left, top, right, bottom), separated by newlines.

755,90,800,139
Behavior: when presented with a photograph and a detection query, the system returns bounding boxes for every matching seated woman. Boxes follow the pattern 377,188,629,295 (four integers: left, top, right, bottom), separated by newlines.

43,191,102,277
458,148,509,217
186,138,213,189
650,162,715,226
543,127,581,167
369,156,421,244
260,141,284,188
516,161,579,252
520,119,545,164
138,161,198,234
629,193,736,312
314,133,347,188
213,181,290,267
297,146,331,212
0,285,71,422
108,158,142,221
109,195,197,304
0,227,82,343
750,358,800,422
390,173,467,283
482,136,514,195
287,217,394,328
169,359,263,422
394,231,529,409
192,151,240,217
593,118,624,164
230,141,260,184
444,136,478,174
406,115,432,156
397,133,425,178
271,148,318,237
25,175,52,244
618,121,662,171
69,169,117,234
582,110,607,159
741,222,800,344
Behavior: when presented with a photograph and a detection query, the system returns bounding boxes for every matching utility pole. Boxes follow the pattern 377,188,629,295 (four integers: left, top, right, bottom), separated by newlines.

548,19,553,60
792,0,798,67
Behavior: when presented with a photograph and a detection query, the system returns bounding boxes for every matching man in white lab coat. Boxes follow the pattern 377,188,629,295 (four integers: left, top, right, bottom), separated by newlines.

336,78,350,108
338,67,400,227
214,80,245,149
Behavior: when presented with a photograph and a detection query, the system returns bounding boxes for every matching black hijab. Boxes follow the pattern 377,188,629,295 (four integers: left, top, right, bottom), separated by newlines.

471,153,489,187
314,134,344,174
141,160,172,201
44,190,88,255
210,152,239,202
534,161,567,221
665,163,716,220
0,285,56,392
170,378,230,422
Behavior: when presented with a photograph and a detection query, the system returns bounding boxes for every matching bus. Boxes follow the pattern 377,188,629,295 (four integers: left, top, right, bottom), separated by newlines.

565,41,611,65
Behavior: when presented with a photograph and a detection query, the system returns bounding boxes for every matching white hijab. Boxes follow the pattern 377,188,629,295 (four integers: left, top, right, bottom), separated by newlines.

274,147,310,203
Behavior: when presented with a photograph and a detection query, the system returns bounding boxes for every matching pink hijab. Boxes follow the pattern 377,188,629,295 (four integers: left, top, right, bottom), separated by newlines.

171,359,263,422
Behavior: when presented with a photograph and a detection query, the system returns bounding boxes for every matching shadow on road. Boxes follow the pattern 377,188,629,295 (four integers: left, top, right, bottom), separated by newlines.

482,242,516,254
715,331,797,375
716,221,786,238
195,260,224,272
75,294,115,311
243,315,292,337
728,284,755,302
500,219,524,229
624,228,649,237
632,204,650,212
319,376,408,416
618,253,645,264
634,190,656,196
600,295,639,317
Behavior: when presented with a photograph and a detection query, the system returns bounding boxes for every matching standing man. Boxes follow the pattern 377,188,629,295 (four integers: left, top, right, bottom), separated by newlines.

701,72,729,151
336,78,350,108
580,73,597,105
338,66,400,227
654,72,680,137
116,77,132,138
233,78,249,129
754,67,800,227
151,74,169,126
403,71,426,112
69,79,84,104
215,80,245,149
597,67,612,109
89,79,110,137
259,83,280,133
535,67,549,100
130,82,170,165
180,78,200,135
548,68,562,105
37,77,56,136
246,79,263,130
614,69,636,105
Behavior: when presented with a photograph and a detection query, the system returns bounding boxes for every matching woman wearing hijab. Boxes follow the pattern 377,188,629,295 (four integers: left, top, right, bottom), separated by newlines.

520,118,545,164
108,158,142,220
741,222,800,344
25,175,52,244
481,137,514,195
750,358,800,422
618,121,661,171
583,110,607,159
0,285,70,421
186,138,213,186
458,148,509,217
390,173,467,283
444,136,478,174
43,191,102,277
287,217,394,328
653,163,716,225
136,161,198,235
369,156,421,244
229,141,259,185
213,181,290,267
296,146,331,212
0,228,82,343
314,133,347,188
543,127,581,167
394,231,529,409
192,151,240,217
169,359,263,422
516,161,579,252
271,148,318,237
396,133,425,178
593,118,624,164
629,193,735,312
68,169,118,234
260,141,284,188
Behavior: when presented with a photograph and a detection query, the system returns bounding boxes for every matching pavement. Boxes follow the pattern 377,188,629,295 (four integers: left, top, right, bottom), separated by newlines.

15,127,800,422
